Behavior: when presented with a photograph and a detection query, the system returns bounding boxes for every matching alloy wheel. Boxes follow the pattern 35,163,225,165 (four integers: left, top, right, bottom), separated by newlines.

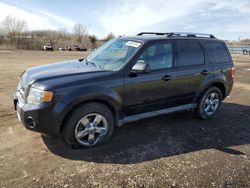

74,113,108,146
203,92,220,115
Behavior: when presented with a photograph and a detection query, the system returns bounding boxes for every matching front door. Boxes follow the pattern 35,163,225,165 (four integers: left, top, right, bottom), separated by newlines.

123,41,180,116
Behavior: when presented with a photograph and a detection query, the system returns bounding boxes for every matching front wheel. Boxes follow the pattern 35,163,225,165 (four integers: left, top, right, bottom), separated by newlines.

62,103,114,148
196,87,222,119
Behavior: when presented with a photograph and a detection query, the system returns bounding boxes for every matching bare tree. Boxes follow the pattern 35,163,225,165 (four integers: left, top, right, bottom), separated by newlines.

88,34,97,49
73,24,88,44
0,23,4,34
2,15,27,45
0,24,5,44
0,23,5,36
103,32,115,42
58,28,70,40
0,19,108,50
241,39,250,43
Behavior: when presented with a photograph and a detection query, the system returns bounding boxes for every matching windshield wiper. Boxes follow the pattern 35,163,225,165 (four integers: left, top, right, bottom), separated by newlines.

88,61,100,68
79,58,104,69
85,59,102,69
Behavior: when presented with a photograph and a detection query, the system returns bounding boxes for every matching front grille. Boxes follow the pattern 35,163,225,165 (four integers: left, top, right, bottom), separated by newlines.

16,81,27,104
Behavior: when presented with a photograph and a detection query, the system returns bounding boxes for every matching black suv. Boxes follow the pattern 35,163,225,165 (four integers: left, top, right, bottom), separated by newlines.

14,32,234,148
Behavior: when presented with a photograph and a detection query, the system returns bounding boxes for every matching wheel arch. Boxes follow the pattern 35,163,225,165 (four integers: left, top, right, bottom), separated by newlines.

195,81,227,103
210,82,226,99
59,98,120,133
53,85,123,133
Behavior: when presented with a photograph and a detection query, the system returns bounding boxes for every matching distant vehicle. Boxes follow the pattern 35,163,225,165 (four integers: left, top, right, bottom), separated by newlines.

57,45,87,51
79,48,87,51
73,45,80,51
43,44,53,51
63,46,71,51
243,49,250,55
58,47,65,51
14,32,234,148
73,45,87,51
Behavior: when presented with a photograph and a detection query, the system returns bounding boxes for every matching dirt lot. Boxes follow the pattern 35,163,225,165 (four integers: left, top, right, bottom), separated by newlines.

0,50,250,188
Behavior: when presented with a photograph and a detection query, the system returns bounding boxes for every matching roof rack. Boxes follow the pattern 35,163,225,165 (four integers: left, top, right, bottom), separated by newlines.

137,32,216,38
137,32,171,36
168,32,216,38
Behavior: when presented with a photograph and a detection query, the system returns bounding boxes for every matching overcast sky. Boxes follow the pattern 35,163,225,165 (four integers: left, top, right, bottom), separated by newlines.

0,0,249,40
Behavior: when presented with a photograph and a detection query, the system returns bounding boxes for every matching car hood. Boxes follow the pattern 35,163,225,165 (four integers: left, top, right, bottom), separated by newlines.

20,60,108,87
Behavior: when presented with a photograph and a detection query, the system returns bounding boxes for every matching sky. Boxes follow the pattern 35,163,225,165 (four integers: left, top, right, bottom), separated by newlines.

0,0,249,40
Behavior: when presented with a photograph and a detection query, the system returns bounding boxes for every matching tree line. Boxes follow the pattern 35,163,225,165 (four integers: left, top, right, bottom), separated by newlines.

0,15,115,50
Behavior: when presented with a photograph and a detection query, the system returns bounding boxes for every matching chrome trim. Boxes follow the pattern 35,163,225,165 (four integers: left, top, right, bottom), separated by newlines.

118,103,197,126
16,81,28,104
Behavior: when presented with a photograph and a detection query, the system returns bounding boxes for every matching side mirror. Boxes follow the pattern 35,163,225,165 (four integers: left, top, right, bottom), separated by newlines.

130,61,151,74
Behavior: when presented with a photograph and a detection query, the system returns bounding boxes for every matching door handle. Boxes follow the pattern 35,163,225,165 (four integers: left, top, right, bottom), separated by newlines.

162,75,172,81
201,70,208,76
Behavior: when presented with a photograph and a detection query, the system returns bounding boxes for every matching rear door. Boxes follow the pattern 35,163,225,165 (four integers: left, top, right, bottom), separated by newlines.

204,41,232,77
176,39,212,103
204,41,234,94
123,41,180,116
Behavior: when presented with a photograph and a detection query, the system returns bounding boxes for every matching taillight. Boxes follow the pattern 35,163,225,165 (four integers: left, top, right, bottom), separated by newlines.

230,66,235,79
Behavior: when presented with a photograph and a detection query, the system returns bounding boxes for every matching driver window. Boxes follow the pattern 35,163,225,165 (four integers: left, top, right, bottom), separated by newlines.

138,43,173,70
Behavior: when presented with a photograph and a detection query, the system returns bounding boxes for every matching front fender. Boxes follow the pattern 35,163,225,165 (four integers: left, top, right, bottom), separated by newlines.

52,85,123,130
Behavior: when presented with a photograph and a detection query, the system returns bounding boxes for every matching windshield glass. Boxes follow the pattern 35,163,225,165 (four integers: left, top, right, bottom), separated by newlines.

87,38,142,71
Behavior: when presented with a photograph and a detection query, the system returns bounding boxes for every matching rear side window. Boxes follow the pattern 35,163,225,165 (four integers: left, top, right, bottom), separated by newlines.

178,41,205,67
206,42,229,63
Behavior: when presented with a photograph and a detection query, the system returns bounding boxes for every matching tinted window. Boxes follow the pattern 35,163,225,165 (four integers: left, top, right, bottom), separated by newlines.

206,42,229,63
178,41,204,67
138,43,173,70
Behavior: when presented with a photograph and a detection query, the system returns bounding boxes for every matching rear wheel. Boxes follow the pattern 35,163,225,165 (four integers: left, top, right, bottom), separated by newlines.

196,87,222,119
62,103,114,148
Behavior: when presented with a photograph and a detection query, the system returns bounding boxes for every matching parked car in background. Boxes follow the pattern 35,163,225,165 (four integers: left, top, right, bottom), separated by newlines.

14,32,234,148
74,45,87,51
57,47,65,51
243,49,250,55
57,45,88,51
43,44,53,51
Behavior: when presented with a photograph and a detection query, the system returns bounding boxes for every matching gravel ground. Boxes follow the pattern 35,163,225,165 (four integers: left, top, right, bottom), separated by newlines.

0,51,250,188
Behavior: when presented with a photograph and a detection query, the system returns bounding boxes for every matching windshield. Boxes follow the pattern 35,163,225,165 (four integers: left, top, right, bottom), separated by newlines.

86,38,141,71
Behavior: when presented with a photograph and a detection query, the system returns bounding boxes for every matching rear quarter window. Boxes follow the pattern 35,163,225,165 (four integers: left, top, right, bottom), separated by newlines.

205,42,230,63
178,40,205,67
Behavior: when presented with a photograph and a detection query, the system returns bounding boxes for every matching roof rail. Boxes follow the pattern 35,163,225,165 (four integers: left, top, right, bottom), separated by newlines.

137,32,171,36
137,32,216,38
168,32,216,38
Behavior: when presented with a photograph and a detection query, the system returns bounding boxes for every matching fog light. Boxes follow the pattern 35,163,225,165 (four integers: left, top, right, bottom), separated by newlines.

26,117,36,128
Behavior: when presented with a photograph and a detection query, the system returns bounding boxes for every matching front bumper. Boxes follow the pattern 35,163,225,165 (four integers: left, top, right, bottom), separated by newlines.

13,95,60,137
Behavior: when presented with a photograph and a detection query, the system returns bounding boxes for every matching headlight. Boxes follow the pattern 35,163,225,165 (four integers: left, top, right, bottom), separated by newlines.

27,87,53,105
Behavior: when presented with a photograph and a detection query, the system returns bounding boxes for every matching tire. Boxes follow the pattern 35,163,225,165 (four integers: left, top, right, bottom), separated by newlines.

196,87,222,119
62,102,114,148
